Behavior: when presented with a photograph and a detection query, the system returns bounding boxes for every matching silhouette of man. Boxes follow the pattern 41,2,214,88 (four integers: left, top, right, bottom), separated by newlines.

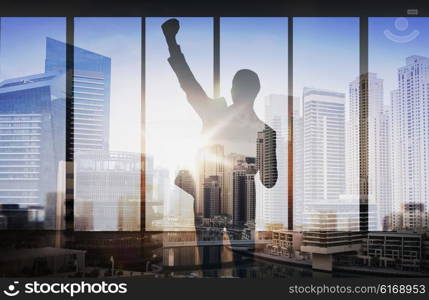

162,18,277,194
162,17,278,275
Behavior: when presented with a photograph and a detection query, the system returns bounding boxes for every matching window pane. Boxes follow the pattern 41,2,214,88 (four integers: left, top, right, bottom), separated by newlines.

220,17,288,232
0,17,66,230
146,18,213,231
73,18,141,231
369,17,429,231
293,18,360,235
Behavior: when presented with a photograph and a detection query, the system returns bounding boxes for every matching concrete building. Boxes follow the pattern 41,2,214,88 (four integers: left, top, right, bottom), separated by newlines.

266,230,303,258
360,231,425,271
74,151,140,231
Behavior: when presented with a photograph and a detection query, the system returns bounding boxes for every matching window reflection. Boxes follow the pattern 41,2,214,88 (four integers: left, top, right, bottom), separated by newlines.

293,17,360,234
220,18,288,232
73,18,141,231
369,17,429,231
146,17,213,231
0,18,66,230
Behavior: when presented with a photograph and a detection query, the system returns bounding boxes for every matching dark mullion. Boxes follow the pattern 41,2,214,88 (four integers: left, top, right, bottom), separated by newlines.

65,16,74,232
213,17,220,98
359,17,369,233
140,17,146,233
287,17,294,231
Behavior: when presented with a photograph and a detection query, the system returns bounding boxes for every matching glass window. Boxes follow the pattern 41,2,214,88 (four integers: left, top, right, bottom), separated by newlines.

220,17,288,231
73,18,141,231
369,17,429,231
0,17,66,230
293,17,360,232
146,17,213,231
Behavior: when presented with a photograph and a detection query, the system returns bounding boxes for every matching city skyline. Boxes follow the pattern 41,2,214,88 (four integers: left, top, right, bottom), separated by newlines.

0,16,428,235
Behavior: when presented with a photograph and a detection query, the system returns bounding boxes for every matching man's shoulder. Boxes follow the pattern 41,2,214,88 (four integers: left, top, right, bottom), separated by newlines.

209,97,228,110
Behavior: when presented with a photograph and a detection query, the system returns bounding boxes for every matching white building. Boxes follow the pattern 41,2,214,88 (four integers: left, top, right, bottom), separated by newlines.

74,151,140,231
348,73,391,230
260,94,288,229
390,56,429,230
302,88,348,229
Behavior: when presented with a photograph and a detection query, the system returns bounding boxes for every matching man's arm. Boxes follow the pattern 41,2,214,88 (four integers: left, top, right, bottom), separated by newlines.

162,19,210,117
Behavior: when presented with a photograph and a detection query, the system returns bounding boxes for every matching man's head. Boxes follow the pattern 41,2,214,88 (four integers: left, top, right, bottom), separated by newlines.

231,69,260,106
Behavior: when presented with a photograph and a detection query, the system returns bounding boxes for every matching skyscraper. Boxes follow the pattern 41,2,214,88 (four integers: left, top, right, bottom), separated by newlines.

0,38,112,230
300,87,361,271
224,153,246,217
45,38,113,231
232,158,256,227
45,38,111,154
0,72,66,229
348,73,390,231
302,87,347,228
203,176,221,218
292,96,304,231
390,56,429,230
196,144,224,218
260,94,288,229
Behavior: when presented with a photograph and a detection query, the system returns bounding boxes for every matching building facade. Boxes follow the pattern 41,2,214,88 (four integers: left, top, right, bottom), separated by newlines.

390,56,429,230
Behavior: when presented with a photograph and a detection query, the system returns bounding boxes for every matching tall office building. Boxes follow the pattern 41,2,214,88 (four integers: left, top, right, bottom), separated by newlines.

292,96,304,231
196,144,224,218
232,158,256,226
0,72,66,229
45,38,111,154
203,176,221,218
377,107,392,230
245,172,256,224
224,153,246,217
0,38,111,231
348,73,390,230
74,151,140,231
260,94,288,229
45,38,112,231
300,88,361,271
302,88,347,228
390,56,429,230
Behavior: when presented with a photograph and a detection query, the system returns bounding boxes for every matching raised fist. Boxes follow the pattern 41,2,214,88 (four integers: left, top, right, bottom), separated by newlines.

162,18,180,38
